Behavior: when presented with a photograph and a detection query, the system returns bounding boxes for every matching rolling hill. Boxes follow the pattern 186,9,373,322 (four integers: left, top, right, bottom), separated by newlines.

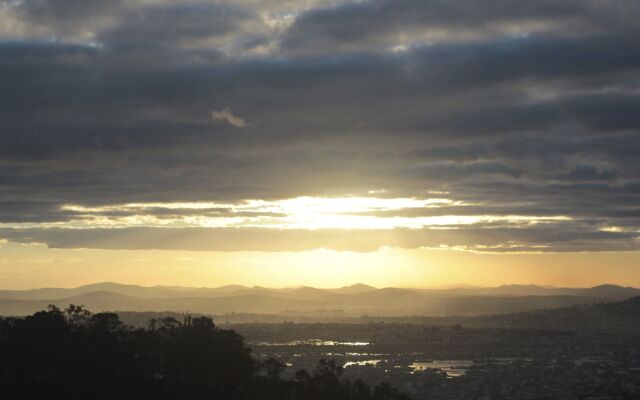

1,282,638,316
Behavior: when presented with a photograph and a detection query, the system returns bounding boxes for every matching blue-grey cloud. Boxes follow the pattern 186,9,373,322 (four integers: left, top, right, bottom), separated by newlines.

0,0,638,252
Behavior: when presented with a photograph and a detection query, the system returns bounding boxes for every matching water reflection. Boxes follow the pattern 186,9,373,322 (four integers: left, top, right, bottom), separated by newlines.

344,359,382,367
252,339,370,346
411,360,474,377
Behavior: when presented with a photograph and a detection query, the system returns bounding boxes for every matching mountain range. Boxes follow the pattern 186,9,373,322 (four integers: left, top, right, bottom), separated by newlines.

0,282,638,317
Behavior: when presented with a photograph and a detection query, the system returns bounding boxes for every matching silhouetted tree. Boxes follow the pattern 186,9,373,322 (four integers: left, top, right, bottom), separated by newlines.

0,306,411,400
260,357,287,379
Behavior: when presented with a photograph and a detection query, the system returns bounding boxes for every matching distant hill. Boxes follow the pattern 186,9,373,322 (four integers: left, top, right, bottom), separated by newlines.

417,284,640,299
467,295,640,333
279,286,338,301
0,282,638,317
359,296,640,334
0,282,192,300
104,296,640,334
328,283,377,294
0,291,328,315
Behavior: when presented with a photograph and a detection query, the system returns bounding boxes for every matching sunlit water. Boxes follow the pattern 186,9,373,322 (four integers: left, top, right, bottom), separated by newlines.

410,360,474,377
252,339,370,346
344,359,383,367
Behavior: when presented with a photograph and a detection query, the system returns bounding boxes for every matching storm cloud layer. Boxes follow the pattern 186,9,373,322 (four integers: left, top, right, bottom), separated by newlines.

1,0,639,252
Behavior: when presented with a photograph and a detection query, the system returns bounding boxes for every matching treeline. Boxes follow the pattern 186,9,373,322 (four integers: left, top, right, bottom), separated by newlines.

0,305,409,400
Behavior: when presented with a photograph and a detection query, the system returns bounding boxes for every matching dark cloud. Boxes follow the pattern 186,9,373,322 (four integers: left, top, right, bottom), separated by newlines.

98,3,249,46
281,0,640,52
1,225,637,253
0,0,639,252
12,0,126,36
16,0,123,21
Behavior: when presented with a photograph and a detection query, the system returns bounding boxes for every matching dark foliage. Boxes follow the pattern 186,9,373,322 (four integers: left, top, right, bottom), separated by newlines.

0,305,410,400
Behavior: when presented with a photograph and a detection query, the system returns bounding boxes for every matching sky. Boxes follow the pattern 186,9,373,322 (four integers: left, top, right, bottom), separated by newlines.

1,0,639,289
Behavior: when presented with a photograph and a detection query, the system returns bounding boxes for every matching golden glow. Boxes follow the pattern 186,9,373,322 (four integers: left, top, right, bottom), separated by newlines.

61,196,458,213
2,241,640,290
0,197,628,290
43,196,571,230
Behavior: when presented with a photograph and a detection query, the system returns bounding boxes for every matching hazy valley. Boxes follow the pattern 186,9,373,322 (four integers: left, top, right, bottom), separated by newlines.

1,282,638,317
